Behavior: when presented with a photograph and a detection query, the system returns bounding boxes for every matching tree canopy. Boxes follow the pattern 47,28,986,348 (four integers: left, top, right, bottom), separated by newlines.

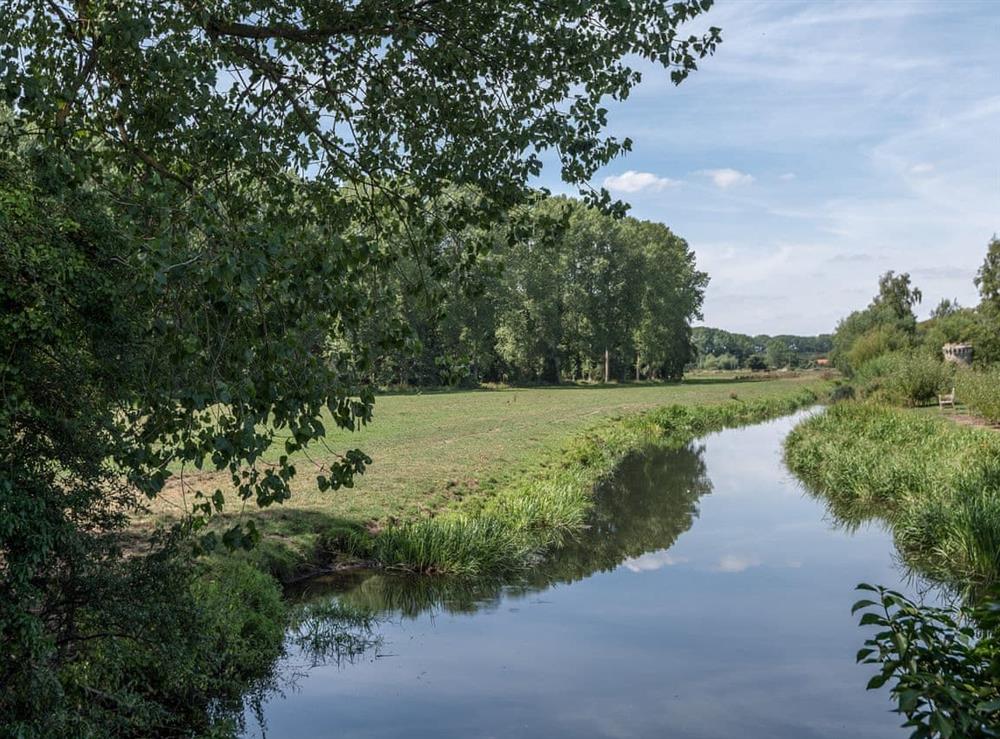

0,3,722,732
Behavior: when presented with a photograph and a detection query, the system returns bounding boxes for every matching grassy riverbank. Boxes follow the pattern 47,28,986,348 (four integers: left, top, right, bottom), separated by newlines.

164,375,826,579
343,386,822,576
785,402,1000,592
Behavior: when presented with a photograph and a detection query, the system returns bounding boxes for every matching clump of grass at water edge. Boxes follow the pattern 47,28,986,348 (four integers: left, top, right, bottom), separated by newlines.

784,401,1000,593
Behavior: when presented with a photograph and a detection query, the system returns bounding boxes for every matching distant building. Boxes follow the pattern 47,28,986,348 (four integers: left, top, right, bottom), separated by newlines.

815,357,830,367
942,343,973,365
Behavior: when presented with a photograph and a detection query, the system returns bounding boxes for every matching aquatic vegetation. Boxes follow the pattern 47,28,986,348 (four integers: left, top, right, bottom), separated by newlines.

287,600,384,667
785,402,1000,591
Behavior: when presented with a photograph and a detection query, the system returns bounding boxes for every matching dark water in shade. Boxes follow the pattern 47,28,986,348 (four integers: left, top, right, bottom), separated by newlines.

244,410,915,739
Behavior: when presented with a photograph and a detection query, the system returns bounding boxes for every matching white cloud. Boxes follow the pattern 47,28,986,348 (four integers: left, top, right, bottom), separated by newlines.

712,554,761,573
700,168,755,189
779,172,797,181
571,1,999,334
602,170,680,193
623,551,688,573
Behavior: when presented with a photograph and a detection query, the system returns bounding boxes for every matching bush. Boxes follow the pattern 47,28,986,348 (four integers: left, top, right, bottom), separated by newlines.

844,324,912,375
4,555,287,738
829,383,856,403
853,584,1000,738
854,350,952,406
955,366,1000,423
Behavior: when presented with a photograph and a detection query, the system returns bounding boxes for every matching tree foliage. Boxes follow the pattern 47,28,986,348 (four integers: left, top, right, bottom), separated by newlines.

0,2,722,732
360,197,708,385
854,584,1000,739
691,327,832,370
831,271,922,375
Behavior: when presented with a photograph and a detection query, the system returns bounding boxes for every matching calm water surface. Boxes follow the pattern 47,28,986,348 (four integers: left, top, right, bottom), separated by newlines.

246,410,913,738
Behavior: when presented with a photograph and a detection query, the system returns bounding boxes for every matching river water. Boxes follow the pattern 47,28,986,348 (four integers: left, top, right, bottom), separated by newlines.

244,410,913,738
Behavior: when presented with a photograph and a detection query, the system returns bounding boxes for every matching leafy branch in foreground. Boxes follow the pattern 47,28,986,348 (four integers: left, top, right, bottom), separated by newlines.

853,583,1000,739
2,2,723,732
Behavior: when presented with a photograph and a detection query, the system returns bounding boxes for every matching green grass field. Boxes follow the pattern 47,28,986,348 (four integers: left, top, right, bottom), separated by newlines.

146,374,826,570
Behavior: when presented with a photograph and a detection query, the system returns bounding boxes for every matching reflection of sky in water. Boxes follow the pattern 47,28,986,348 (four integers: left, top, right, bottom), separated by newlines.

247,411,911,738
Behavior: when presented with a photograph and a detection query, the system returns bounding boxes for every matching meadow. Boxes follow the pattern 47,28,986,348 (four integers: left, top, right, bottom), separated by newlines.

147,374,827,577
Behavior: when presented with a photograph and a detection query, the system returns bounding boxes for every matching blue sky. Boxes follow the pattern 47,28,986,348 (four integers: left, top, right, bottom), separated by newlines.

545,0,999,335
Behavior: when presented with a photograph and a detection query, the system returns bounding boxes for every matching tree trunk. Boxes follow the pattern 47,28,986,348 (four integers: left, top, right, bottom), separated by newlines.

604,348,610,383
542,354,559,384
635,354,641,382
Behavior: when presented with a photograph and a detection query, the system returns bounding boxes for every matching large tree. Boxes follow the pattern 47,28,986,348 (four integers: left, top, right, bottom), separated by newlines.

1,0,721,514
0,2,721,731
830,271,922,374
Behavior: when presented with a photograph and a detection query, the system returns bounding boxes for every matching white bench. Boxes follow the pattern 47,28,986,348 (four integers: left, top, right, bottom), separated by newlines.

938,387,955,410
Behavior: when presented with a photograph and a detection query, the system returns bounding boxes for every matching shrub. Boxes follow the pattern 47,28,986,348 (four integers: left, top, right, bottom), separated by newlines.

955,366,1000,423
829,383,856,403
7,556,287,737
853,584,1000,738
854,350,952,406
844,324,913,375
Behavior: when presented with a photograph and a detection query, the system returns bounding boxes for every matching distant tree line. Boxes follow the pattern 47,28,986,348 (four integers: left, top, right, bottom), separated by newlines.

361,196,709,386
691,327,833,371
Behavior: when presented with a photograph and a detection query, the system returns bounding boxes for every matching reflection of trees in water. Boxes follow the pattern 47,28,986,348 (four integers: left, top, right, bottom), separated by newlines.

524,441,712,588
292,441,713,627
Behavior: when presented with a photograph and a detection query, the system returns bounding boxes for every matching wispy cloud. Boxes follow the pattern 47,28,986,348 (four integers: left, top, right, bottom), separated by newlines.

699,168,755,189
828,252,877,264
576,0,999,334
602,170,680,193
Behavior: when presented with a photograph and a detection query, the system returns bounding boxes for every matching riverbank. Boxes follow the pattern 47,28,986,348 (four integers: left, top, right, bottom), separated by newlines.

337,386,824,577
208,381,824,733
254,410,913,739
141,376,826,579
784,401,1000,592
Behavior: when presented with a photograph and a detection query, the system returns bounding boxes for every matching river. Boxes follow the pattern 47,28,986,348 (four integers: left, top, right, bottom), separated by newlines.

243,410,913,738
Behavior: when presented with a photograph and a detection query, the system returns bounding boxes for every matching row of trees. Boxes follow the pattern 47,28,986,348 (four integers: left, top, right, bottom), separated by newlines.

831,236,1000,376
363,197,708,386
691,327,832,371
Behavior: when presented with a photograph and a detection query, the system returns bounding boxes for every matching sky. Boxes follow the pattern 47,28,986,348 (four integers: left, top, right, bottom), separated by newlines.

543,0,1000,336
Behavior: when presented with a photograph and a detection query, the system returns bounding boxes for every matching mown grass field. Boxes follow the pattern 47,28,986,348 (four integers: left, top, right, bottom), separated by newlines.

144,374,826,571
